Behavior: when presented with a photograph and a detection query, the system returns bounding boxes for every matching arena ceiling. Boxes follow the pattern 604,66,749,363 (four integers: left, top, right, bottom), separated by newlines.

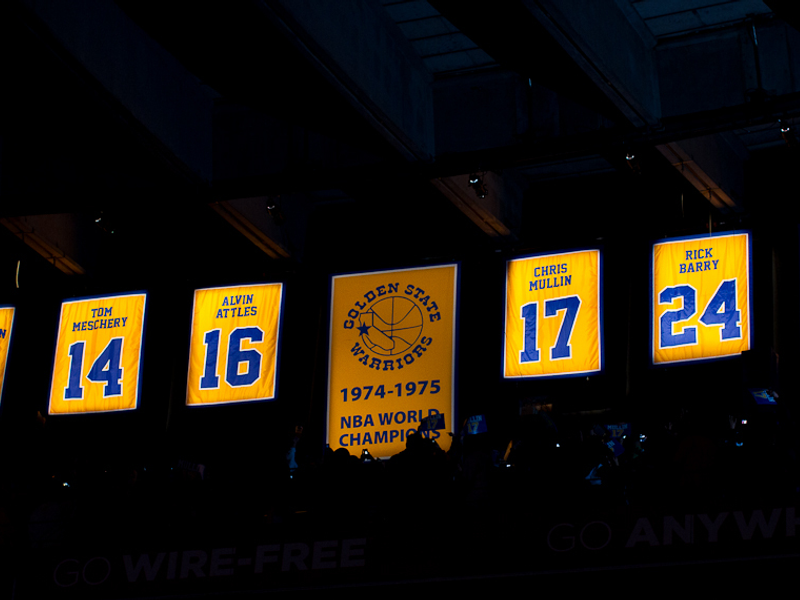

4,0,800,281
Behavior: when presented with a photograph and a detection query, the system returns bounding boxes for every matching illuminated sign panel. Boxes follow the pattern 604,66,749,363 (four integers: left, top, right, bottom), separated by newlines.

186,283,283,406
504,249,602,378
49,293,147,414
0,306,14,404
327,264,458,458
652,232,751,365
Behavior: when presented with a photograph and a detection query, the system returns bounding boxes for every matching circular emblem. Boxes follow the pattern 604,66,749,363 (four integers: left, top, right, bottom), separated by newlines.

357,296,423,356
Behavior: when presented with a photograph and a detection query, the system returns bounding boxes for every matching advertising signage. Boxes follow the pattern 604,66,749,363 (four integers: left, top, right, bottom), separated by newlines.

327,264,458,458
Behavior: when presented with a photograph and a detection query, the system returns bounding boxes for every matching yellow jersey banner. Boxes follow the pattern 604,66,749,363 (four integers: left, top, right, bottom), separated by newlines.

186,283,283,406
504,249,602,378
652,232,751,365
327,264,458,458
49,293,147,414
0,306,15,405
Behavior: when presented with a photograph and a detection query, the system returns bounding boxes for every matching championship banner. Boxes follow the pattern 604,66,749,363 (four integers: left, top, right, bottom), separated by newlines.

327,264,458,458
652,232,751,365
504,249,602,378
0,306,14,404
186,283,283,406
49,293,147,414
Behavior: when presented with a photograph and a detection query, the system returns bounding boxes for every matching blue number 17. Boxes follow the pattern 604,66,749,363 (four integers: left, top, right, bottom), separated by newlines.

520,295,581,363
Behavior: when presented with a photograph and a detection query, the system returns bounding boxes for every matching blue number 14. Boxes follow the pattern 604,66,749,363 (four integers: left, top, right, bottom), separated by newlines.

64,338,124,399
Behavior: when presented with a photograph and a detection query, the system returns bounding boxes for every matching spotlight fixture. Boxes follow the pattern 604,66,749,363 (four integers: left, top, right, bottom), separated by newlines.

468,172,488,199
266,198,285,225
779,120,797,148
93,210,116,234
625,152,642,174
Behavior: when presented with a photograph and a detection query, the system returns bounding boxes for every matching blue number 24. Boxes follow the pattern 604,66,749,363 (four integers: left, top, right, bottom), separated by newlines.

659,279,741,348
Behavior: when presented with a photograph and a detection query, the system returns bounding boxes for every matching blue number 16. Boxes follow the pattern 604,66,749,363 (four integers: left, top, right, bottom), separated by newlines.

200,326,264,389
520,295,581,363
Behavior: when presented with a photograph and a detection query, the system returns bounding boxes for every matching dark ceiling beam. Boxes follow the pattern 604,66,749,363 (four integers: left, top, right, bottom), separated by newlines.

521,0,661,128
428,0,631,126
255,0,435,162
15,0,215,185
114,0,382,144
764,1,800,33
1,1,208,218
428,0,800,220
656,133,748,214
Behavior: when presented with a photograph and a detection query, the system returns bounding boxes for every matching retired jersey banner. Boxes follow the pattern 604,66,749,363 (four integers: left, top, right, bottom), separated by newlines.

49,293,147,414
652,232,751,365
504,249,602,378
186,283,283,406
327,264,458,458
0,306,14,404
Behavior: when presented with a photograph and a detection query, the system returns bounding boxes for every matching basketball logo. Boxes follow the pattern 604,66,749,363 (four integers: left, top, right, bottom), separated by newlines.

340,280,443,372
357,296,423,356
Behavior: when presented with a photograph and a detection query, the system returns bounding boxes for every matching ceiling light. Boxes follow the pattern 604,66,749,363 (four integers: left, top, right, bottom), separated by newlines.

468,173,488,199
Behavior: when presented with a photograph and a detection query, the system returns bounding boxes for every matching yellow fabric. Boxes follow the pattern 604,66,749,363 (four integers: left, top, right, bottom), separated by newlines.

327,265,458,458
49,293,146,414
504,249,601,378
186,283,283,405
0,307,14,404
653,233,750,364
